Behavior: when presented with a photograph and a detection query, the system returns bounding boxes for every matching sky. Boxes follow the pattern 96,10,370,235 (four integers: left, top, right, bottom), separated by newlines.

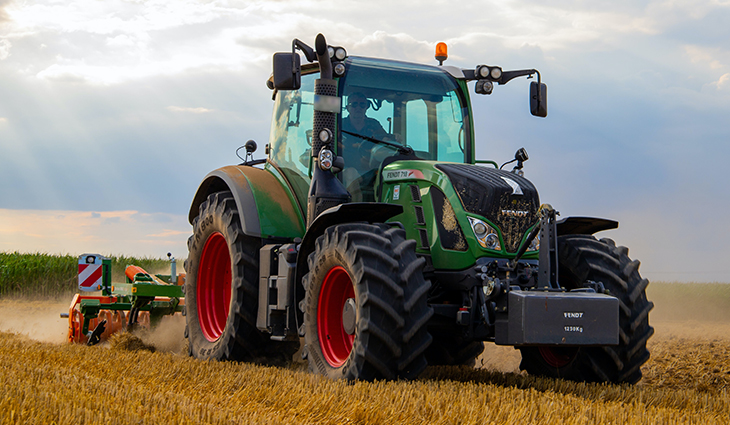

1,0,729,282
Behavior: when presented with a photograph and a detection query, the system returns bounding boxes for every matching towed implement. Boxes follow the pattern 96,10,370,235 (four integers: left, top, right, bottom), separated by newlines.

63,253,184,345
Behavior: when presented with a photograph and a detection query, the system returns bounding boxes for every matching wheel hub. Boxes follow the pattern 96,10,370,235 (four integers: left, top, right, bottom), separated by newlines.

342,298,356,335
539,346,579,368
197,232,232,342
317,266,356,367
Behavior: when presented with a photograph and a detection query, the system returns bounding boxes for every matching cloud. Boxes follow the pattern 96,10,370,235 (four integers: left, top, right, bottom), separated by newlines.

6,0,228,35
0,208,190,257
166,106,213,114
106,33,148,48
0,39,9,60
684,44,726,70
350,31,434,64
0,0,10,23
35,64,88,83
715,73,730,90
5,1,256,85
146,229,189,238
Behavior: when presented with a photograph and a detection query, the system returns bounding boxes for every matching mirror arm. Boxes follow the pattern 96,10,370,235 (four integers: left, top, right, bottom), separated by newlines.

292,39,316,63
499,69,539,85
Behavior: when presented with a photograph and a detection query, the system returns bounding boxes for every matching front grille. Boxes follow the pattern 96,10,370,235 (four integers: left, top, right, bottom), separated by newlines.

431,187,468,251
436,164,539,252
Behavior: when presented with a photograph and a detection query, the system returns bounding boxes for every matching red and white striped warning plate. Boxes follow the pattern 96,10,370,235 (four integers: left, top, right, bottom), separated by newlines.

78,254,104,292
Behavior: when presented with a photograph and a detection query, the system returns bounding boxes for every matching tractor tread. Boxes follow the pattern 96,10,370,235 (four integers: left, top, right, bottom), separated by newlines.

185,190,298,365
360,293,405,328
303,223,431,381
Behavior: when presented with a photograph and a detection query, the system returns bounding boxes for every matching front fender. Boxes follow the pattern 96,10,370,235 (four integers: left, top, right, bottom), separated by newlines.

293,202,404,325
556,216,618,236
189,165,305,239
295,202,404,279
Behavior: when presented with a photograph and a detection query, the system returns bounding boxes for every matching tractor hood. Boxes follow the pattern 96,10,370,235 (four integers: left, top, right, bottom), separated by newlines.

435,163,540,253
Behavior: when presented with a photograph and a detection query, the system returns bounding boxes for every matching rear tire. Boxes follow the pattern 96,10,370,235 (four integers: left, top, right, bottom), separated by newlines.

303,223,433,380
185,191,297,365
519,235,654,383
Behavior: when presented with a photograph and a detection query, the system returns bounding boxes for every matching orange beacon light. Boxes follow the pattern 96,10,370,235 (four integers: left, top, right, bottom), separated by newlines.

435,42,448,65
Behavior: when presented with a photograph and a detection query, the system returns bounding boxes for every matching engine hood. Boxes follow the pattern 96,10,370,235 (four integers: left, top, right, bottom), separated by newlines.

435,163,540,252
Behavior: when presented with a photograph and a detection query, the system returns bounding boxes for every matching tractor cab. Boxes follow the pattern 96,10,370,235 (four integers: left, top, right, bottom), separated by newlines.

267,56,473,208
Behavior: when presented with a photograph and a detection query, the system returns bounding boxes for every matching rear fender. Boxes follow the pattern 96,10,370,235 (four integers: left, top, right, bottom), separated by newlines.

189,165,305,239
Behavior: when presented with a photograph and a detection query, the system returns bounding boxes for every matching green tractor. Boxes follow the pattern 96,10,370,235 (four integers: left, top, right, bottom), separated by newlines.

184,34,653,383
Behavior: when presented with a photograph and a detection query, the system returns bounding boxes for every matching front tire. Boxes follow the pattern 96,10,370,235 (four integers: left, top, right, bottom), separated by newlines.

185,191,297,364
519,235,654,384
303,223,433,380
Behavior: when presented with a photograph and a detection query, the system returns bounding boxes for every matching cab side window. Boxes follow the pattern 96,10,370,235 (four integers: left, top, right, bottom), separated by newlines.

268,73,316,206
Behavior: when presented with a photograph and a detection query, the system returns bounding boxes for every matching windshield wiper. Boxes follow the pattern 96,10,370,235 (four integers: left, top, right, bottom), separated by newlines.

341,130,414,156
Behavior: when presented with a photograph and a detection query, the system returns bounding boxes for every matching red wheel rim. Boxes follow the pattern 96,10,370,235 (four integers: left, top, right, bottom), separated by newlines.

539,346,578,368
197,232,232,342
318,266,356,367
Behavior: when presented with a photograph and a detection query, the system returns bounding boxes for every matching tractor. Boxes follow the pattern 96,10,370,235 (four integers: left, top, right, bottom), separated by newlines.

184,34,653,383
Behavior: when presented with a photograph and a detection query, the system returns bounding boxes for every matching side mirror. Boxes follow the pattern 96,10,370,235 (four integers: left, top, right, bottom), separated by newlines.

273,53,301,90
530,81,547,117
515,147,528,162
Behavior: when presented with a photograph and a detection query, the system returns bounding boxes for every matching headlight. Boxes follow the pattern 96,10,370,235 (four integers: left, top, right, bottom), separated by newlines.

318,148,333,170
468,217,501,251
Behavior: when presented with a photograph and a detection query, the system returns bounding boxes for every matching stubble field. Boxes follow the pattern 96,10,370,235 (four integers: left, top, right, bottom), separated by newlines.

0,281,729,424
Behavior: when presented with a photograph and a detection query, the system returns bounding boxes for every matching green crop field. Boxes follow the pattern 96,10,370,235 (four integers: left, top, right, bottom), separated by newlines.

0,252,178,298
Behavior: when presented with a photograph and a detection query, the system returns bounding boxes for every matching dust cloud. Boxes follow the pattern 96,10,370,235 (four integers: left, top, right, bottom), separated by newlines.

0,297,186,352
648,283,730,341
135,313,187,353
0,298,69,343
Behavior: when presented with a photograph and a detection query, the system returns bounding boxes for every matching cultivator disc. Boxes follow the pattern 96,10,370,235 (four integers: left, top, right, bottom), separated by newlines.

64,256,183,345
66,295,152,344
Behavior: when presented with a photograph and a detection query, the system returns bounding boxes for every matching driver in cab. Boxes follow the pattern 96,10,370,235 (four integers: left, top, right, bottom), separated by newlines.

341,92,388,140
340,92,391,201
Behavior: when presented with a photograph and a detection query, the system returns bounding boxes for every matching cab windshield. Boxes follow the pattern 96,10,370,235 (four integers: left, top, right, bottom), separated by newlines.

339,57,471,201
267,58,472,210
